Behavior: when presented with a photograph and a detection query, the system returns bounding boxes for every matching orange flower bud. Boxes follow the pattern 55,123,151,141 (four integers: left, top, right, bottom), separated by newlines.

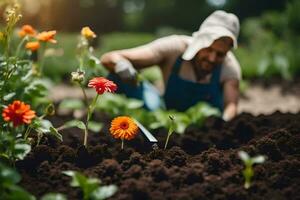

25,41,40,51
37,30,57,43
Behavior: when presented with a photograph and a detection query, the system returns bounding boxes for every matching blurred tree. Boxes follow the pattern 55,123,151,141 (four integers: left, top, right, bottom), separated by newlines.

286,0,300,34
225,0,288,21
5,0,291,34
16,0,123,33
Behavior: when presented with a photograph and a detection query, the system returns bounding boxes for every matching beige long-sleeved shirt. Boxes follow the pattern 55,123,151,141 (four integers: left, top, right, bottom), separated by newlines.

133,35,241,85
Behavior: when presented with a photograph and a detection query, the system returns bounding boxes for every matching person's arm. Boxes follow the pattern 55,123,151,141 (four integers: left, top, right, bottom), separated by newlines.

222,79,239,121
101,35,188,73
100,45,165,72
100,45,165,85
100,38,174,85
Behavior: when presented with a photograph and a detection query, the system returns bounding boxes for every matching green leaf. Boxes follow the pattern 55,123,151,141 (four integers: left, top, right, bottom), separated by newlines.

49,127,63,142
34,119,52,133
41,193,66,200
257,57,270,76
252,155,266,164
127,99,144,109
3,92,16,101
186,102,220,125
63,120,86,130
14,142,31,160
63,170,101,200
24,81,48,97
63,170,86,187
91,185,118,200
88,55,100,68
238,151,250,163
199,104,220,117
5,184,36,200
88,121,103,132
63,170,100,188
0,163,21,184
58,99,85,110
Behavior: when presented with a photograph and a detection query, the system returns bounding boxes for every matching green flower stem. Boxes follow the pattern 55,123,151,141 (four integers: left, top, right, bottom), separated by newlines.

56,125,66,131
87,94,99,122
164,117,175,150
164,128,172,150
4,31,10,58
15,35,28,57
83,123,89,147
83,94,99,147
38,42,47,76
24,125,32,140
79,84,88,147
121,138,124,150
78,56,84,70
80,84,89,107
243,165,254,189
78,43,88,70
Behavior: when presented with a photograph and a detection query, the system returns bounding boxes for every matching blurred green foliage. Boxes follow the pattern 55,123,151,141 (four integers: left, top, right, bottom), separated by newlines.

44,32,156,82
0,162,35,200
122,0,287,32
236,0,300,80
59,93,220,134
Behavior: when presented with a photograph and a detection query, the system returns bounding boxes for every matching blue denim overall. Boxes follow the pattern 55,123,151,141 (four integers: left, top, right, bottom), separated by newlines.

164,57,223,111
108,57,223,111
107,73,163,110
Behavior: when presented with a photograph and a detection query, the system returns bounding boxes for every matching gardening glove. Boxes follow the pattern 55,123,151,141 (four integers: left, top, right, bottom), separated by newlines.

115,59,138,86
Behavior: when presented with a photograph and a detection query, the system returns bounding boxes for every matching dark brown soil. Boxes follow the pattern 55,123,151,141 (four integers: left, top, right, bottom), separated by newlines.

16,112,300,200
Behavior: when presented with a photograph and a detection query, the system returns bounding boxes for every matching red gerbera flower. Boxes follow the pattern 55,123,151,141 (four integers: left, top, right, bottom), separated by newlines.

2,100,36,127
88,77,117,95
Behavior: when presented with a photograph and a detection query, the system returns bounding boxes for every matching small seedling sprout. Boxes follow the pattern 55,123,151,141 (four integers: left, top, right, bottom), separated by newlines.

164,115,175,150
238,150,266,189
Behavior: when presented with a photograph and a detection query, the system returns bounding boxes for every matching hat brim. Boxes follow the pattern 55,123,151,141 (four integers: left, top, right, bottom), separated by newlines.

182,26,237,61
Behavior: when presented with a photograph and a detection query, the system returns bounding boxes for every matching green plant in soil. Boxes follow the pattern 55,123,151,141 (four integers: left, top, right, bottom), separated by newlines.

0,3,62,165
58,27,117,147
0,160,65,200
63,170,117,200
0,161,35,200
164,115,175,149
238,150,266,189
40,193,66,200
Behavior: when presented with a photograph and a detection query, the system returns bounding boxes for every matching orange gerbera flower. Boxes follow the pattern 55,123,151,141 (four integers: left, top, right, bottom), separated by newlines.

19,25,36,37
2,100,36,127
88,77,117,95
37,30,57,43
81,26,96,39
25,41,40,51
110,116,139,140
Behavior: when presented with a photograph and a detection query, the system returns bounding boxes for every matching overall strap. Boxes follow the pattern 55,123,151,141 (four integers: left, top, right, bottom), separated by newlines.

210,65,222,84
172,57,183,74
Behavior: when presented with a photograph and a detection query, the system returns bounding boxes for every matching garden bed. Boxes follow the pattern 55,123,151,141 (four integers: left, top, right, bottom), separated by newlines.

17,112,300,200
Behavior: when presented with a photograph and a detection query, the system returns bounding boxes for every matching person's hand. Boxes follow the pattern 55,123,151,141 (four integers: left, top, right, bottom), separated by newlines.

222,112,231,122
115,59,138,86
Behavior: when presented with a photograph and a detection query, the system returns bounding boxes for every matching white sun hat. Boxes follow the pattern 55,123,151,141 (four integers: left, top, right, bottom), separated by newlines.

182,10,240,61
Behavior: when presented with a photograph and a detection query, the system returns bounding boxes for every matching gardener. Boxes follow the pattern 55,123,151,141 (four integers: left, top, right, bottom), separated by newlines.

100,10,241,121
